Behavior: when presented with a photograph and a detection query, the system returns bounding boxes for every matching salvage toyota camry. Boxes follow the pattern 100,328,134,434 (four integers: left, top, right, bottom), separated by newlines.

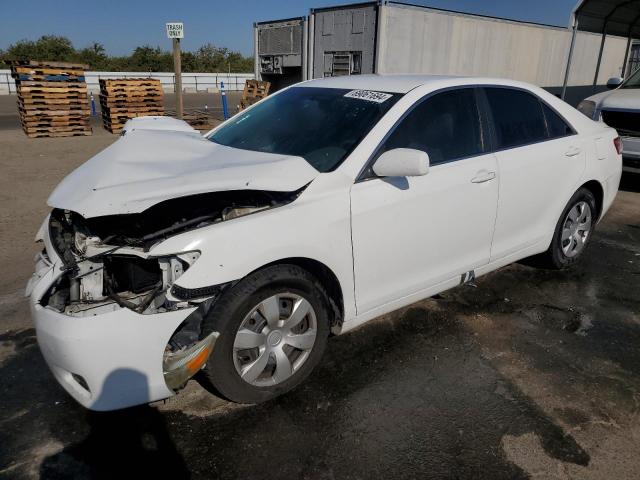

28,75,622,411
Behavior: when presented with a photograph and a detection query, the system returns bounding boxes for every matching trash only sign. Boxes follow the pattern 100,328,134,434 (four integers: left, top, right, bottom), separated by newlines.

166,23,184,39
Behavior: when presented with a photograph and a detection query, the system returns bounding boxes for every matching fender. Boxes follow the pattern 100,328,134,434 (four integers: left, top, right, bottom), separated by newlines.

150,172,357,322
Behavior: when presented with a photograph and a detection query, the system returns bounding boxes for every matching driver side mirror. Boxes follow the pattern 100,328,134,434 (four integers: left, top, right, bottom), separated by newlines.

372,148,429,178
606,76,623,89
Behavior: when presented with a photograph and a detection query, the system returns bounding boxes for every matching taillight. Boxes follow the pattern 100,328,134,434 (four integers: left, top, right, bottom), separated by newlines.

613,137,622,155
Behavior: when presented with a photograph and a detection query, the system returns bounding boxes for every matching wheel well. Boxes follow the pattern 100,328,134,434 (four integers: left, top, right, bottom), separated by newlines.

261,258,344,328
580,180,604,221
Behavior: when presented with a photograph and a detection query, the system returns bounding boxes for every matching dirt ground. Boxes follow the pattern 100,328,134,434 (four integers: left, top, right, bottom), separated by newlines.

0,93,639,479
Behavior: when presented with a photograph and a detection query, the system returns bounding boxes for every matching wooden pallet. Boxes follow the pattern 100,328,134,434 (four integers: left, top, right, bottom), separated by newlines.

19,97,89,107
99,78,161,87
20,107,91,117
17,80,86,88
99,94,160,105
25,129,93,138
19,92,89,104
18,87,87,95
16,74,85,83
102,105,164,114
101,94,163,103
101,101,162,110
20,115,89,125
239,80,270,111
19,98,88,108
13,66,84,75
101,88,163,98
22,124,91,134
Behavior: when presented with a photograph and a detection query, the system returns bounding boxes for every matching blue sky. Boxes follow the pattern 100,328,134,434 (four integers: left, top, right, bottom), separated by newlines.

1,0,578,56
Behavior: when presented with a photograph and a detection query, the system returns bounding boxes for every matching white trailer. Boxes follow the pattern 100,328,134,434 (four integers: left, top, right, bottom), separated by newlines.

256,1,632,103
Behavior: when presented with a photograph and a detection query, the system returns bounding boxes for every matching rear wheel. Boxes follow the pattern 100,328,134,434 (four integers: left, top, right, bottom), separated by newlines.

200,264,331,403
540,188,597,269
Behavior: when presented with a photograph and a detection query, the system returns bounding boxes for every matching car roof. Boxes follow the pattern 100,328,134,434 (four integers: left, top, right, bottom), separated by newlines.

299,74,529,94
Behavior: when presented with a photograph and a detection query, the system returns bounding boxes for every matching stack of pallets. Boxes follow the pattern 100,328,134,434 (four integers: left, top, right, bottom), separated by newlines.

99,78,164,133
7,60,92,138
238,80,271,111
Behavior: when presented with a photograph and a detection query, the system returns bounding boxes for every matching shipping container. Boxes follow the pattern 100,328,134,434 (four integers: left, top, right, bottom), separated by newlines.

254,17,308,91
255,1,632,103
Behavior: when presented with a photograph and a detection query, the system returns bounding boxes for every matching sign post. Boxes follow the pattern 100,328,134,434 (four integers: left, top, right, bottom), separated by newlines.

166,22,184,119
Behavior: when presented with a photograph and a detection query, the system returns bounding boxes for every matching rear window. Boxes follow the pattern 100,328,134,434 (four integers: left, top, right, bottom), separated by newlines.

542,103,574,139
484,88,548,149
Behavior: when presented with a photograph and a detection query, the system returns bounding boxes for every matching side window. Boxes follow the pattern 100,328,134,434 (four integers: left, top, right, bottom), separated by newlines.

380,88,484,165
542,103,574,139
484,88,547,149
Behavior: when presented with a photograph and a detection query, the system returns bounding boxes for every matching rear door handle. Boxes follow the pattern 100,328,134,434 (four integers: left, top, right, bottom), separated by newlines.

471,171,496,183
565,146,582,157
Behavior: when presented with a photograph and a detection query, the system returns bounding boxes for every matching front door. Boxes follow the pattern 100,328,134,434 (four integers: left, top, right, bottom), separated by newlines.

350,88,499,314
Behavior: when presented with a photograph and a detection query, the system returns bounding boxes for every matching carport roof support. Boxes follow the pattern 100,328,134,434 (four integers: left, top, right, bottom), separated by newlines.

562,0,640,99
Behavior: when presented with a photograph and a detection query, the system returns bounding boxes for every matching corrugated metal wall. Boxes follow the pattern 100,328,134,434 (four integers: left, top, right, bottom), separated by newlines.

376,3,627,88
312,4,378,78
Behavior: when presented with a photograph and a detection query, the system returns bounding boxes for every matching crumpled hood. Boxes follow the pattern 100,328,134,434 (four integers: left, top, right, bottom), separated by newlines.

589,88,640,110
48,129,320,218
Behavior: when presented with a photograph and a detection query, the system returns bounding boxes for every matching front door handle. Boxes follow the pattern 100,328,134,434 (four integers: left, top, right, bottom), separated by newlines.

471,171,496,183
565,146,582,157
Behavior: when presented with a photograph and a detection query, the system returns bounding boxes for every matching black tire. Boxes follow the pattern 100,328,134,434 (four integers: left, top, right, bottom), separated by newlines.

199,264,331,403
538,187,597,270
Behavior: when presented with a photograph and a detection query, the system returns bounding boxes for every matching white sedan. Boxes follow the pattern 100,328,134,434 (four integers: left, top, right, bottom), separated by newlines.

28,75,622,411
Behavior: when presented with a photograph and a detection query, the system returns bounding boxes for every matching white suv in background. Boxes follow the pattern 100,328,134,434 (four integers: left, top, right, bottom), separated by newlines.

578,68,640,173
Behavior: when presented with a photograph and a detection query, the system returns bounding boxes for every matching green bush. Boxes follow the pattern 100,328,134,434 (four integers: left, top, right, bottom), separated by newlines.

1,35,253,73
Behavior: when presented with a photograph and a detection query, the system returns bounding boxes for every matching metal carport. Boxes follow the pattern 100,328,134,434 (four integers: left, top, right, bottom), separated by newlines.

562,0,640,99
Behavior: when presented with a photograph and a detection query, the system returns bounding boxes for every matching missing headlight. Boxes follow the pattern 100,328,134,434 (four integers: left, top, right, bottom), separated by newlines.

104,255,162,294
42,251,203,317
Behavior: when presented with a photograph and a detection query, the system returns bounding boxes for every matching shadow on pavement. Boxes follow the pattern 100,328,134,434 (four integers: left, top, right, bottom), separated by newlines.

40,369,190,479
40,405,190,479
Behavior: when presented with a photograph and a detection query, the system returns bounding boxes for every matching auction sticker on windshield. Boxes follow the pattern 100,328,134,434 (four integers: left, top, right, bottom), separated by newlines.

344,90,393,103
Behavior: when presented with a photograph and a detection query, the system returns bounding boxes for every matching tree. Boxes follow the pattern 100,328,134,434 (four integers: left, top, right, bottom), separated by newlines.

5,35,75,62
89,42,105,56
2,36,253,73
128,46,173,72
76,42,108,70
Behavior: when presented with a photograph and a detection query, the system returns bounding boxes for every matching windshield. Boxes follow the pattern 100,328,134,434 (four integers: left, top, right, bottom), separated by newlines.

621,68,640,89
208,87,402,172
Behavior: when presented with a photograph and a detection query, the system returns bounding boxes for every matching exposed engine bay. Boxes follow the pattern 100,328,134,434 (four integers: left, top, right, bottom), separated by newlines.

41,188,303,319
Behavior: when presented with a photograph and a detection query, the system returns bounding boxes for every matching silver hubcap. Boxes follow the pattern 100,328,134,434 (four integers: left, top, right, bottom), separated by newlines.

233,293,317,386
561,201,592,258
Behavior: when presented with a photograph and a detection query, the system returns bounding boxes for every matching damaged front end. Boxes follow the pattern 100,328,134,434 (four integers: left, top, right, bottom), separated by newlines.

36,188,302,395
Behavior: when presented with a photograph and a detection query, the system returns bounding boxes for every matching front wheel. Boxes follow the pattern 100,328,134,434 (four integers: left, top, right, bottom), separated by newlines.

200,264,331,403
540,187,597,269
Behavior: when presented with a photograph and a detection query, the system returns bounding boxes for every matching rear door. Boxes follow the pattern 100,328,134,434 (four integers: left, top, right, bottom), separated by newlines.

350,88,499,314
481,87,586,261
